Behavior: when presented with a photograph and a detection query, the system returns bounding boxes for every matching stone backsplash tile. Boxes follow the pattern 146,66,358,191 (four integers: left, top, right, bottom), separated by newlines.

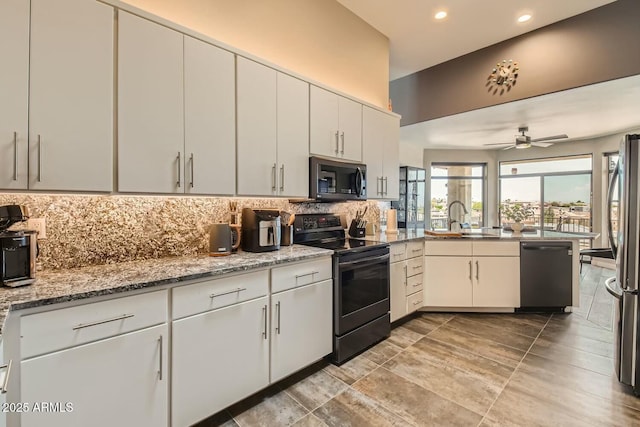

0,193,386,270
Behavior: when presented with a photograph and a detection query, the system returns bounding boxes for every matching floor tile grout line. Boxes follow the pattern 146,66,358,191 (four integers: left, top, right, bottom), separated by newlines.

444,319,540,351
477,313,553,427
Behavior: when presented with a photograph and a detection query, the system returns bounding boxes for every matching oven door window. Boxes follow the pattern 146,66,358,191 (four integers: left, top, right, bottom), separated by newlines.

339,255,389,317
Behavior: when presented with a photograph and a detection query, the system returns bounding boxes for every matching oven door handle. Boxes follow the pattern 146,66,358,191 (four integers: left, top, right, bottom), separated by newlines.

339,253,390,269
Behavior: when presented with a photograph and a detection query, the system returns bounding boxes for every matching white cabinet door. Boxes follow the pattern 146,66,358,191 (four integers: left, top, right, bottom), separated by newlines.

271,280,332,383
237,57,277,196
362,106,385,198
310,85,340,158
473,256,520,307
172,297,269,427
390,261,407,322
29,0,113,191
276,73,309,197
184,36,235,195
338,96,362,162
0,0,29,189
21,325,168,427
423,256,473,307
118,11,184,193
363,107,399,199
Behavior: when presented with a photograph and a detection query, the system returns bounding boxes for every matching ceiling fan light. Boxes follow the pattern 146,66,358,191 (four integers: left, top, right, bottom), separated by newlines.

518,14,532,23
515,142,531,149
434,10,447,20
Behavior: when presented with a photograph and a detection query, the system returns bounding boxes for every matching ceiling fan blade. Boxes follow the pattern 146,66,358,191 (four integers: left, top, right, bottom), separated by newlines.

531,141,553,148
483,142,513,146
531,134,568,143
502,145,516,150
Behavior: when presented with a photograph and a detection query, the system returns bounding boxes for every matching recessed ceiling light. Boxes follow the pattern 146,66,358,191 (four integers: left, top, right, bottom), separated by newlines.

434,11,447,20
518,14,532,23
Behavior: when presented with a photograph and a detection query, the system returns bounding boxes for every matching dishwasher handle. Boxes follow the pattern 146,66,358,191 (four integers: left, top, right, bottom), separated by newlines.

521,244,571,251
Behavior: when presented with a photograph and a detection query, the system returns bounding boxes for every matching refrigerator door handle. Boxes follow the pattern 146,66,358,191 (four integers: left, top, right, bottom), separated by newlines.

607,160,620,257
605,277,622,300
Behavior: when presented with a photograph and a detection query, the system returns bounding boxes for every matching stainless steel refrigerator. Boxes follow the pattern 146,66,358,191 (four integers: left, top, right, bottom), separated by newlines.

605,133,640,394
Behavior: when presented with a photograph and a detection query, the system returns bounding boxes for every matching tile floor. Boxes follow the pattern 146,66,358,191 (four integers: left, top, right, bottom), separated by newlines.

196,264,640,426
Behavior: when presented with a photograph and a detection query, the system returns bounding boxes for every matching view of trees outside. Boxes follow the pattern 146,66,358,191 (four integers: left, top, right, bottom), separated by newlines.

500,155,593,248
431,165,484,230
607,153,620,248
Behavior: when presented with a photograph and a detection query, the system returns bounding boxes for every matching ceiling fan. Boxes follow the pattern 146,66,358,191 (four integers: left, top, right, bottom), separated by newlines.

484,126,569,150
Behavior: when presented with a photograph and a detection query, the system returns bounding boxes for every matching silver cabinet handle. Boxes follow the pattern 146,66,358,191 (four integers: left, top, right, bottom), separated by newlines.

189,153,194,188
72,313,134,330
468,261,472,281
412,265,421,270
335,131,339,154
384,177,388,195
157,335,163,380
13,132,18,181
295,271,318,281
37,134,42,182
411,249,422,253
0,360,12,394
413,300,422,306
340,131,345,155
262,305,268,339
176,152,181,188
209,287,246,299
280,164,285,192
271,163,277,191
275,301,281,334
376,177,381,195
412,282,421,288
475,260,479,281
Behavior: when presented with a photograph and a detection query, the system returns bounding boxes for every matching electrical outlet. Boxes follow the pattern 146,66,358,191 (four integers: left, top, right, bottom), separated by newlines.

28,218,47,239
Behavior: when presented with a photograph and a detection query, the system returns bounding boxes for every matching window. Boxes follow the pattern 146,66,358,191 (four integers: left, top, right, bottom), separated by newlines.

500,155,592,248
605,152,619,248
430,164,486,230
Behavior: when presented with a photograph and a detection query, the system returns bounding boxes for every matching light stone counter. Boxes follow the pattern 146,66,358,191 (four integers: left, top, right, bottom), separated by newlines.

362,228,598,243
0,245,332,333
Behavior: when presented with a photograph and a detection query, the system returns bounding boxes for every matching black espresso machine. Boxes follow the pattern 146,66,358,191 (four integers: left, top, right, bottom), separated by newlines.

241,208,281,253
0,205,37,287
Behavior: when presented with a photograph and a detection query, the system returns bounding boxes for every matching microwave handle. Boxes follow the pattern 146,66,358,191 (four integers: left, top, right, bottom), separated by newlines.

356,167,364,197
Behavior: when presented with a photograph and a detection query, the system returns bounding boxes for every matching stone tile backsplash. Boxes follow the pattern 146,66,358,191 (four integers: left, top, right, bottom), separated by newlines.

0,193,386,270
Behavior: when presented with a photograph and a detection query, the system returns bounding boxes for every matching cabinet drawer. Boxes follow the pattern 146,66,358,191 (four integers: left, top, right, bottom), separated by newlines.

271,257,332,293
407,290,423,314
424,240,472,256
406,273,423,296
173,270,268,319
407,257,423,276
390,243,407,262
406,241,423,258
473,241,520,256
21,290,168,359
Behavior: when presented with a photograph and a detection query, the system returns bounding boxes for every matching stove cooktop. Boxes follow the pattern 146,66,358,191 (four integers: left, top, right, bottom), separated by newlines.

300,238,387,253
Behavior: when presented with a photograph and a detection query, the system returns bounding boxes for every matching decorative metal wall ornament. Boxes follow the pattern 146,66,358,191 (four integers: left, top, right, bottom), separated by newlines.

487,59,519,95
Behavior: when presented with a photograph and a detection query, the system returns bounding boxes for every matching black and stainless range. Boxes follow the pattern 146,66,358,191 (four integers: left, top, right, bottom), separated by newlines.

293,213,390,364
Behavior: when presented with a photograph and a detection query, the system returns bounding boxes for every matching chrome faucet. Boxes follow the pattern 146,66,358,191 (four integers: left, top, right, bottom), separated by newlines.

448,200,469,231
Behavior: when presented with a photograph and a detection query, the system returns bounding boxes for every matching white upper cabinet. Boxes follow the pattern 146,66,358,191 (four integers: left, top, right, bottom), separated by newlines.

28,0,114,191
310,85,362,162
118,11,184,194
237,59,309,197
184,36,236,195
237,57,278,196
363,106,400,200
276,73,309,198
0,0,29,190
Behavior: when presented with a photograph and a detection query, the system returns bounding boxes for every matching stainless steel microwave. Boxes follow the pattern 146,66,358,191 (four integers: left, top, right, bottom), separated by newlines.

309,157,366,201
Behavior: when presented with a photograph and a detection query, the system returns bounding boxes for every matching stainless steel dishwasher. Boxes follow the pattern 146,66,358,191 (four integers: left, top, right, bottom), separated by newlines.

519,241,573,311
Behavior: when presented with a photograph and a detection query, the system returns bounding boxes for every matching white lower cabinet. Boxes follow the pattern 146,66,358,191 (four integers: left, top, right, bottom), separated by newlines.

423,241,520,308
390,241,424,322
271,279,332,383
21,324,168,427
172,296,269,427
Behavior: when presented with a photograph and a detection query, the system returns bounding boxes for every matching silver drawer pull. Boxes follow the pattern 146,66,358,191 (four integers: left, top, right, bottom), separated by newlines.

209,287,246,299
413,300,422,306
412,282,421,287
412,265,422,269
13,132,18,181
295,271,318,280
72,313,134,330
157,335,163,381
0,360,12,394
411,249,422,253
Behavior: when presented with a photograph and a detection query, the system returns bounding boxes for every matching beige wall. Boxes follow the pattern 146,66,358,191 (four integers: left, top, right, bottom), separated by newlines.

122,0,390,108
399,142,424,168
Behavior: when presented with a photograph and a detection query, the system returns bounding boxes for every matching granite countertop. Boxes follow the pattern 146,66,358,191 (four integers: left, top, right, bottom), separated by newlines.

362,228,599,243
0,244,332,333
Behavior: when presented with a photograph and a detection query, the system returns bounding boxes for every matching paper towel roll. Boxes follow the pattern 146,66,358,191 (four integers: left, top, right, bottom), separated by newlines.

386,209,399,234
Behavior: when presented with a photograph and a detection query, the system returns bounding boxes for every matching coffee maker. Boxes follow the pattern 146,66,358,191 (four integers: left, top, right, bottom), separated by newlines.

0,205,37,287
241,208,281,253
